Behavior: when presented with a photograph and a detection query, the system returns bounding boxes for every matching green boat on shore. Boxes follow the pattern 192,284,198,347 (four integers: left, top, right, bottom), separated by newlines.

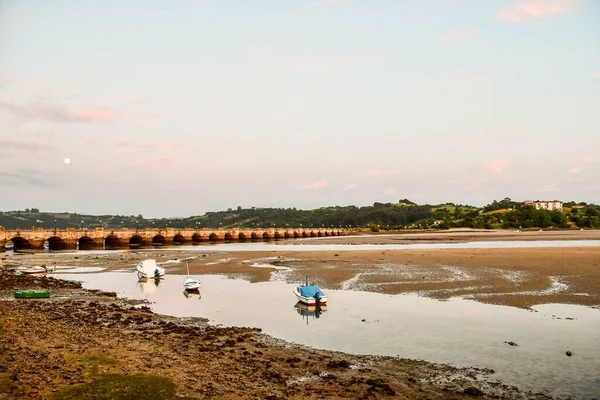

14,290,51,299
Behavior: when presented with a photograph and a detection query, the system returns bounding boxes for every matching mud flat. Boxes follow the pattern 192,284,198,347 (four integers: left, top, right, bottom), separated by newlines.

0,270,546,399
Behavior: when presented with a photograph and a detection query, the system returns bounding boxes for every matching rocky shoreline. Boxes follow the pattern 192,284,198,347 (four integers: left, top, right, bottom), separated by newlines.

0,269,552,399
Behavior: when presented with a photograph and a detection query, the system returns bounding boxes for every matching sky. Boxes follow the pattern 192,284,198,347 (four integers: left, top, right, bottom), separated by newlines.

0,0,599,217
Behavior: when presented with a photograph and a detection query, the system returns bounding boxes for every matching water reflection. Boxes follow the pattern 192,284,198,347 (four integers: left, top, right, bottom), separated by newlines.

137,277,161,294
183,289,201,299
294,302,327,325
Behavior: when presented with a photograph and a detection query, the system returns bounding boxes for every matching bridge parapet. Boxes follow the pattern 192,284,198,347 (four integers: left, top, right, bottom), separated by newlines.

0,227,346,251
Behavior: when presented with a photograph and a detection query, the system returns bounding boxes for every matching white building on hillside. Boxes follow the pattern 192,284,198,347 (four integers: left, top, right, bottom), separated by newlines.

523,200,563,211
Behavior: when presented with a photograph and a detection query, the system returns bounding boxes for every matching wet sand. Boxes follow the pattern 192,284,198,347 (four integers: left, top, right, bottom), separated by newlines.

0,271,539,399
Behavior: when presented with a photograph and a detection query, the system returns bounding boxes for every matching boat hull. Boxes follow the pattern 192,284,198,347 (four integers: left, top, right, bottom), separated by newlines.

293,287,327,305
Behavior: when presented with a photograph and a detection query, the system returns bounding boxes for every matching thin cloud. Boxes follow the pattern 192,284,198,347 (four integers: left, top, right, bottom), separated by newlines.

594,71,600,79
383,187,396,195
540,182,559,191
498,0,575,23
0,139,56,158
298,180,328,190
0,71,7,86
115,140,186,150
568,166,584,173
479,159,506,174
312,0,344,5
0,170,50,187
342,183,358,191
439,29,475,45
364,169,402,177
0,100,119,123
137,155,179,167
580,156,600,164
277,55,377,74
463,140,475,148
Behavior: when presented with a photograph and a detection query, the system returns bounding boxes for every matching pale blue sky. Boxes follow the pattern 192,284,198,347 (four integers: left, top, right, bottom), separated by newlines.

0,0,598,217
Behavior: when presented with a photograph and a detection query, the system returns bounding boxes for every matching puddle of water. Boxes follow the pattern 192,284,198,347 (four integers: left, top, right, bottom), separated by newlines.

52,266,106,273
54,272,600,399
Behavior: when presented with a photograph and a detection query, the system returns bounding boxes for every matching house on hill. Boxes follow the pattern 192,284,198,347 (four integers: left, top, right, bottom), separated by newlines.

523,200,563,211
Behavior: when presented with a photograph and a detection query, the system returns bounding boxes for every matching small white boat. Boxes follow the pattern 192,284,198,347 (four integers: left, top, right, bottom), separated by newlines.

136,259,165,279
18,265,55,275
183,277,200,291
293,283,327,305
183,262,200,291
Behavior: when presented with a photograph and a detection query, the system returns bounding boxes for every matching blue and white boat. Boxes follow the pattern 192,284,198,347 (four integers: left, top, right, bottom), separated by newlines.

293,281,327,305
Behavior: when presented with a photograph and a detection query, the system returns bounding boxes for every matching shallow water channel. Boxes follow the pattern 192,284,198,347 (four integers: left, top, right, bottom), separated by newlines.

54,270,600,399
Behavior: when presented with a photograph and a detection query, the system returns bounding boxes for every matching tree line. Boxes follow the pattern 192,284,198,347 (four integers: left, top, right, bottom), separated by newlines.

1,198,599,231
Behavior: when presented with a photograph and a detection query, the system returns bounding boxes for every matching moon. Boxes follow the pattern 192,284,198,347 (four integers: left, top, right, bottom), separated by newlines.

64,158,71,164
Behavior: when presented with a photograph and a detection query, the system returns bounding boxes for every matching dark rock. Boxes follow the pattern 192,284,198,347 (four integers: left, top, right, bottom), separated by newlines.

327,360,351,369
504,341,519,347
566,351,572,356
464,386,483,396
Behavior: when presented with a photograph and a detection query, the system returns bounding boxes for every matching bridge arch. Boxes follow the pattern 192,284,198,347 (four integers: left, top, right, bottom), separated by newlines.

318,231,325,237
224,233,233,242
104,235,122,248
263,232,271,240
47,236,68,251
274,232,283,239
209,233,219,241
251,232,260,240
8,237,31,250
293,231,300,238
129,235,145,247
78,236,96,250
285,232,292,239
192,233,202,243
238,233,248,241
310,231,317,237
152,235,166,246
302,232,309,238
173,234,185,245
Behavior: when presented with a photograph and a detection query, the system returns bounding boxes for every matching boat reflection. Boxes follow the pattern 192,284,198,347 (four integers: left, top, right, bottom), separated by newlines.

137,277,162,295
294,301,327,325
183,289,201,299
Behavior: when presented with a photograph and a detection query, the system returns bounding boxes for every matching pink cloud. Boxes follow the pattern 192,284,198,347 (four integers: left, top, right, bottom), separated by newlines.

0,101,119,123
0,139,55,153
479,159,506,174
383,187,396,195
466,179,489,189
342,183,358,191
463,140,475,148
439,29,475,45
584,184,600,190
540,182,559,191
594,71,600,79
581,156,600,164
568,166,584,173
298,180,328,190
364,169,402,177
115,140,186,150
0,71,7,85
138,156,179,167
498,0,575,23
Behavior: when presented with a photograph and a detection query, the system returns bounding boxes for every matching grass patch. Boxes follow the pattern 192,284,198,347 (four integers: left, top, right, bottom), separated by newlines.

52,374,197,400
70,355,117,378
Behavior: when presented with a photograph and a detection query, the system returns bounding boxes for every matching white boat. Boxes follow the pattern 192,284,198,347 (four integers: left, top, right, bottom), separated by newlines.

183,262,200,291
18,265,55,275
293,283,327,305
136,259,165,279
183,277,200,291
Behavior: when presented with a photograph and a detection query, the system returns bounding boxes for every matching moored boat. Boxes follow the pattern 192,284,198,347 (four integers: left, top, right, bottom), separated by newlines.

293,282,327,305
136,259,165,279
183,277,200,291
18,265,55,275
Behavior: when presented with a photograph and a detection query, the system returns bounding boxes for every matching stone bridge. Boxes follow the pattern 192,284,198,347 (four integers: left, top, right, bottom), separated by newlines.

0,227,345,251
